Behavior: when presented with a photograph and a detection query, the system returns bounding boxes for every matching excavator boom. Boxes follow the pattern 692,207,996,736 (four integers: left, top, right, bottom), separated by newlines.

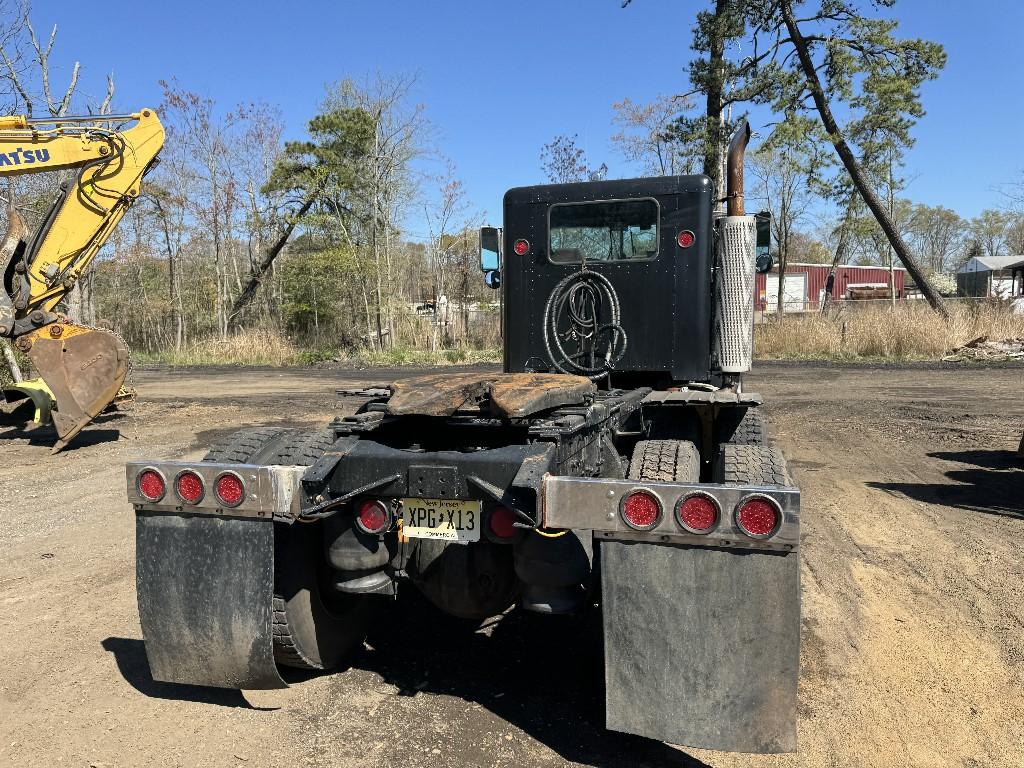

1,109,164,452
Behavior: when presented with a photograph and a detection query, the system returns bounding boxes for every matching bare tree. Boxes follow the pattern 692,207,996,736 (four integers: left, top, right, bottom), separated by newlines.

969,209,1011,261
611,94,696,176
540,134,607,183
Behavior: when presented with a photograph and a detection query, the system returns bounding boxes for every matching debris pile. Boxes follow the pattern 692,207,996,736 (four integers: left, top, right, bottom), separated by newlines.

942,336,1024,362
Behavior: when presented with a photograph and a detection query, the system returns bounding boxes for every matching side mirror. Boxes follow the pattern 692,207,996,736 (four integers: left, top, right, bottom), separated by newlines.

484,270,501,290
755,210,773,274
479,226,501,272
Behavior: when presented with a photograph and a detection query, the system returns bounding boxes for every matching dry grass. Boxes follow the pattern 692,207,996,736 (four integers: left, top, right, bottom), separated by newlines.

136,328,304,367
755,301,1024,361
136,328,501,368
340,345,501,367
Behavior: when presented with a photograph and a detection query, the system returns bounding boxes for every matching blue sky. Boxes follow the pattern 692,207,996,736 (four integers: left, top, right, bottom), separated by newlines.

31,0,1024,237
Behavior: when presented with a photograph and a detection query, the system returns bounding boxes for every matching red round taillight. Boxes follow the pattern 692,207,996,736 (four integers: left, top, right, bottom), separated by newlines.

677,230,695,248
174,470,205,505
137,469,166,502
214,472,245,507
356,499,390,535
676,493,719,533
488,506,517,539
513,238,530,256
620,490,661,531
736,496,781,538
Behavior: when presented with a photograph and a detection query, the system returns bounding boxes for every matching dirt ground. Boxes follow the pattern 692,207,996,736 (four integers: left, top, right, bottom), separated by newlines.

0,361,1021,768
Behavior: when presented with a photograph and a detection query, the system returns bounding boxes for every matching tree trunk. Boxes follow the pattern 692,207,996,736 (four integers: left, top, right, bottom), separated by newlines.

822,191,858,312
704,0,731,208
227,196,315,329
779,0,949,318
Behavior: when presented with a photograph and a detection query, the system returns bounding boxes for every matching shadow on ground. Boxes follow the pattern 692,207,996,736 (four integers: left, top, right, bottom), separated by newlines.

343,592,712,768
869,449,1023,519
0,404,126,451
101,637,278,711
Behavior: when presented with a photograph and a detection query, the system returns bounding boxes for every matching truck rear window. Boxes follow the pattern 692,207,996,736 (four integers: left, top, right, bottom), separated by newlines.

549,198,659,264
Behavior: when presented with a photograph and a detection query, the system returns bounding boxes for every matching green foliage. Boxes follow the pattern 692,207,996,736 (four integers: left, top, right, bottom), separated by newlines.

277,241,358,341
266,106,375,203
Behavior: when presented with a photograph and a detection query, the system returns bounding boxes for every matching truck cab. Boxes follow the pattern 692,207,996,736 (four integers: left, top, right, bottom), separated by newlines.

125,121,801,755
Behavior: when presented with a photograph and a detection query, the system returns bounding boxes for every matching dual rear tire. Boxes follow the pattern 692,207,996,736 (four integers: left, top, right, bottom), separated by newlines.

629,409,790,486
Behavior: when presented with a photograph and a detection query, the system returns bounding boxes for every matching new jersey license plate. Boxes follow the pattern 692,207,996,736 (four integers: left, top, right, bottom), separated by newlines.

400,498,481,543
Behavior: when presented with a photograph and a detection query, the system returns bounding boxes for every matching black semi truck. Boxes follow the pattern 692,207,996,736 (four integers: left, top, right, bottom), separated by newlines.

126,121,801,754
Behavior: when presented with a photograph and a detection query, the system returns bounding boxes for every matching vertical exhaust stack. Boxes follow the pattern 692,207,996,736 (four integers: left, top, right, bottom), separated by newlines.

714,119,757,376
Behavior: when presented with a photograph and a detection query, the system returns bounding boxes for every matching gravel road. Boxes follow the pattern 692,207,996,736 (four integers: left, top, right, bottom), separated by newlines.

0,362,1021,768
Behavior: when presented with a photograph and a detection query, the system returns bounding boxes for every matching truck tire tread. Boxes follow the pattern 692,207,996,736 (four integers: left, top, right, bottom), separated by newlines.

264,428,339,670
202,426,293,465
716,408,768,446
628,439,700,482
714,444,792,486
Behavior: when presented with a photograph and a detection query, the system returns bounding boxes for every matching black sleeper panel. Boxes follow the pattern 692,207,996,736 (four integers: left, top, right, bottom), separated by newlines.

501,175,715,384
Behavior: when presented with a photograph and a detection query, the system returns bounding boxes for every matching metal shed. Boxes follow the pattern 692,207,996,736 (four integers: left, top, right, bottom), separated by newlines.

754,262,908,312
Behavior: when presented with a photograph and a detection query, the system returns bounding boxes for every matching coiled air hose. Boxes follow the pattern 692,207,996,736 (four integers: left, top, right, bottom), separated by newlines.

543,267,627,381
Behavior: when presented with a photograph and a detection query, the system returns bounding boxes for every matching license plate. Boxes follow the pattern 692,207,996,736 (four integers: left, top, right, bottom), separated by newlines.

400,498,481,543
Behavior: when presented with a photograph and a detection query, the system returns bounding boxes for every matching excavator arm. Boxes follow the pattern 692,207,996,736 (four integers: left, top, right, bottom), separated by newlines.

0,109,164,452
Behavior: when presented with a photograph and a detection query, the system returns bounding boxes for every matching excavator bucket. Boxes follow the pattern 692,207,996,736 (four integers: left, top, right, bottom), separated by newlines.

22,321,129,453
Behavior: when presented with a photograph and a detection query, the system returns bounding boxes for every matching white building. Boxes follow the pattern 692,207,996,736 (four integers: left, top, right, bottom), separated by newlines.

956,255,1024,298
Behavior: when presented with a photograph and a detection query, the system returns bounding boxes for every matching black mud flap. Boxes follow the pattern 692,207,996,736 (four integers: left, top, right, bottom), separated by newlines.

135,512,285,689
600,540,799,753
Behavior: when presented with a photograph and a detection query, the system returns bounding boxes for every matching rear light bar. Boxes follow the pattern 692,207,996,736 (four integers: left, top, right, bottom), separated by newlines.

546,476,799,553
126,461,304,520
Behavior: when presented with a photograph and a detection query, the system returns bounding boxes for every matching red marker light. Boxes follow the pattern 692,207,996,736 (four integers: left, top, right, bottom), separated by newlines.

138,469,166,502
677,230,695,248
736,497,781,538
620,490,661,531
356,499,390,535
489,506,518,539
513,239,530,256
214,472,245,507
676,494,718,533
175,470,205,504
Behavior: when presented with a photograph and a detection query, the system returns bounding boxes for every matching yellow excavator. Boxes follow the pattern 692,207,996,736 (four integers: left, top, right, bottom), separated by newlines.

0,109,164,452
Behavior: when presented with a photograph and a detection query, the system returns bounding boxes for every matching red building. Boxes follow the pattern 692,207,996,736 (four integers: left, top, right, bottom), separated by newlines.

754,262,908,313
